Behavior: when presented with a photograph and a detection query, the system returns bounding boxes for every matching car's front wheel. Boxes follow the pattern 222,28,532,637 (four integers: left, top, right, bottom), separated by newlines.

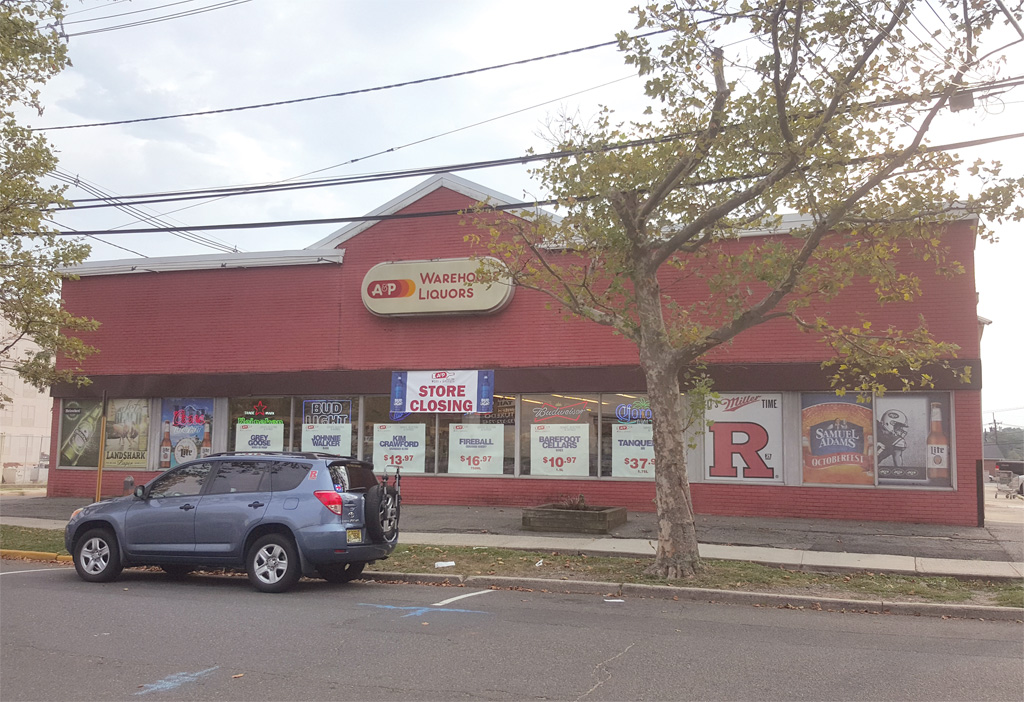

318,561,366,583
246,533,301,593
73,528,124,583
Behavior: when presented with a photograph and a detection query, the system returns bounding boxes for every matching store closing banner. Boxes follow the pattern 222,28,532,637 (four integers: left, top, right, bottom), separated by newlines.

391,370,494,414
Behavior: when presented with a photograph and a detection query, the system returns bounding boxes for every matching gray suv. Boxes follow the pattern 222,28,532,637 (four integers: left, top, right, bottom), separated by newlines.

64,452,400,593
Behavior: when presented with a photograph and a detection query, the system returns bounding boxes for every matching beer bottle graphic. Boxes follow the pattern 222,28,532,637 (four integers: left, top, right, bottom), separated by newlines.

926,402,950,482
159,421,173,469
60,403,102,466
200,420,212,458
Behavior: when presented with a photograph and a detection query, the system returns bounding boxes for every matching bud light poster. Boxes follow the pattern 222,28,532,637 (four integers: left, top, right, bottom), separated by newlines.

236,422,284,453
301,399,352,454
448,423,504,474
373,423,426,473
161,398,214,469
704,393,783,482
611,424,655,478
104,398,150,469
801,393,874,485
391,370,494,414
531,424,589,476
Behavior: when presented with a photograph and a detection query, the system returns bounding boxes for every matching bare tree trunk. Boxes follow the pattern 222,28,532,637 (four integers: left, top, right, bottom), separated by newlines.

642,355,702,578
633,263,702,579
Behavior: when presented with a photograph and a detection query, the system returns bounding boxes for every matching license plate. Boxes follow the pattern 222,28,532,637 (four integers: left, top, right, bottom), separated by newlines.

346,529,362,543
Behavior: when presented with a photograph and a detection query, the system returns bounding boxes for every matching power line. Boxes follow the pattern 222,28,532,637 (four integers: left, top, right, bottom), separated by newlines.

62,0,207,25
63,0,252,38
32,31,666,132
51,129,1024,237
53,73,1024,213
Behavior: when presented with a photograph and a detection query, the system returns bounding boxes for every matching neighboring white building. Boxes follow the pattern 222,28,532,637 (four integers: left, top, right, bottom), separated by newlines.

1,317,52,484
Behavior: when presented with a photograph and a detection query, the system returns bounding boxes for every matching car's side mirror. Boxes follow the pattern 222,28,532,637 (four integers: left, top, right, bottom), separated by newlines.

134,485,146,499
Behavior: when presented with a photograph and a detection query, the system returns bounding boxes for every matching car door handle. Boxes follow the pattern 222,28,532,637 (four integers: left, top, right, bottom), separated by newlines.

179,504,195,511
248,501,265,509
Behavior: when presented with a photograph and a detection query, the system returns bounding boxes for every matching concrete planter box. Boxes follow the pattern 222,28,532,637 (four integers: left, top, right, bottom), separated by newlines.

521,504,627,534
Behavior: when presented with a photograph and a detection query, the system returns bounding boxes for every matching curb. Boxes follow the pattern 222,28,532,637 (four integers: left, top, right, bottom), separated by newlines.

1,549,72,563
3,551,1020,622
369,571,1023,622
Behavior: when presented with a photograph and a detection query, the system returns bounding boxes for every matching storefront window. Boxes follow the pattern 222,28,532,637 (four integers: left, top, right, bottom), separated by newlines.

437,395,516,475
363,396,435,473
601,393,655,479
227,397,291,452
520,393,599,477
294,396,357,456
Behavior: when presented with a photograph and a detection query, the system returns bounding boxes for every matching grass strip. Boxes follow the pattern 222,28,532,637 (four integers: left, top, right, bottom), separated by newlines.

5,526,1020,608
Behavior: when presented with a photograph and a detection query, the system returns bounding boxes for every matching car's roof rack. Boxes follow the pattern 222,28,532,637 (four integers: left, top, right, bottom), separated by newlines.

206,451,364,461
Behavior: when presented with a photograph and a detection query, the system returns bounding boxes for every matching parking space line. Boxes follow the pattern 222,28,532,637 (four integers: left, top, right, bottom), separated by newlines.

0,567,72,576
432,589,497,607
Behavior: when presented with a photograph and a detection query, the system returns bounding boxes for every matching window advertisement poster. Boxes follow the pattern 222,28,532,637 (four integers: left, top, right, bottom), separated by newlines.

161,398,214,469
59,399,103,467
531,424,589,476
301,399,353,454
875,393,952,487
611,423,655,478
448,423,504,474
704,393,783,482
801,393,875,485
235,421,285,452
391,370,494,414
373,423,426,473
103,398,150,469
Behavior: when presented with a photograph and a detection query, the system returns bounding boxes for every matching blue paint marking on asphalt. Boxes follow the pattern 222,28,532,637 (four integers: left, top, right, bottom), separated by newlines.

358,603,490,618
135,666,219,695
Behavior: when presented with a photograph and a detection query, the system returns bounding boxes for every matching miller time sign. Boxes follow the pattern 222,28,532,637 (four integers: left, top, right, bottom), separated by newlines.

361,257,514,316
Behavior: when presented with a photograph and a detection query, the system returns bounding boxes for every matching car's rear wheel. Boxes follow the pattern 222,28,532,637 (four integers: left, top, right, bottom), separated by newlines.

246,533,301,593
318,561,366,583
364,484,400,543
160,565,194,578
73,528,123,583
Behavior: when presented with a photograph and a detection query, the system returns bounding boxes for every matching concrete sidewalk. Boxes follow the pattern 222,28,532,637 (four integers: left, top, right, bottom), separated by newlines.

3,486,1022,580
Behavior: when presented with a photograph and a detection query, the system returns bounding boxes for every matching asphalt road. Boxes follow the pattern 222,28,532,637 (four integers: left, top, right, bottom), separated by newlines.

2,560,1021,701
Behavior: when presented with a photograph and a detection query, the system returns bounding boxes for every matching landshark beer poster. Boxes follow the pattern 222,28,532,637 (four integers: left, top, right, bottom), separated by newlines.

104,398,150,469
801,393,875,485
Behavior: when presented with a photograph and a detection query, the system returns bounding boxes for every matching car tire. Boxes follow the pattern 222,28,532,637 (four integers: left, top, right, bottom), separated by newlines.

364,484,400,543
318,561,366,583
73,528,124,583
160,565,194,578
246,533,301,593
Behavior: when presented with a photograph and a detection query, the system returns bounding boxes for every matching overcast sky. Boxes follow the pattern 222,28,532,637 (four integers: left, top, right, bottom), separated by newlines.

26,0,1024,428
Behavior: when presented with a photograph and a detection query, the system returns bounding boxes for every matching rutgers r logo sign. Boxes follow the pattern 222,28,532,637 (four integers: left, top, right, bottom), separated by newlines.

366,279,415,299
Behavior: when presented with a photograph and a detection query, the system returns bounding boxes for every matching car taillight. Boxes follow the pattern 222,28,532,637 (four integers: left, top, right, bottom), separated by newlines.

314,491,344,515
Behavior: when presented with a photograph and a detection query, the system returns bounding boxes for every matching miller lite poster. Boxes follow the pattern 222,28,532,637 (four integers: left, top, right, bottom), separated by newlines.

161,398,214,469
801,393,875,485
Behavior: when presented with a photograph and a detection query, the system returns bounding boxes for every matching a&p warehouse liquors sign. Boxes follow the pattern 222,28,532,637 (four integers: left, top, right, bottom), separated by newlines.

362,257,514,316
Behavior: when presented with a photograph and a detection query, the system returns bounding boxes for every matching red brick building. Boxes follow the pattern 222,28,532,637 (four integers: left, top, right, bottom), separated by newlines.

50,174,984,525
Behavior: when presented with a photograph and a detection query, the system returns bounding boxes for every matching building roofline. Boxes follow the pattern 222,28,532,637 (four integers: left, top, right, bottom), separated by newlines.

308,173,555,250
61,249,345,277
